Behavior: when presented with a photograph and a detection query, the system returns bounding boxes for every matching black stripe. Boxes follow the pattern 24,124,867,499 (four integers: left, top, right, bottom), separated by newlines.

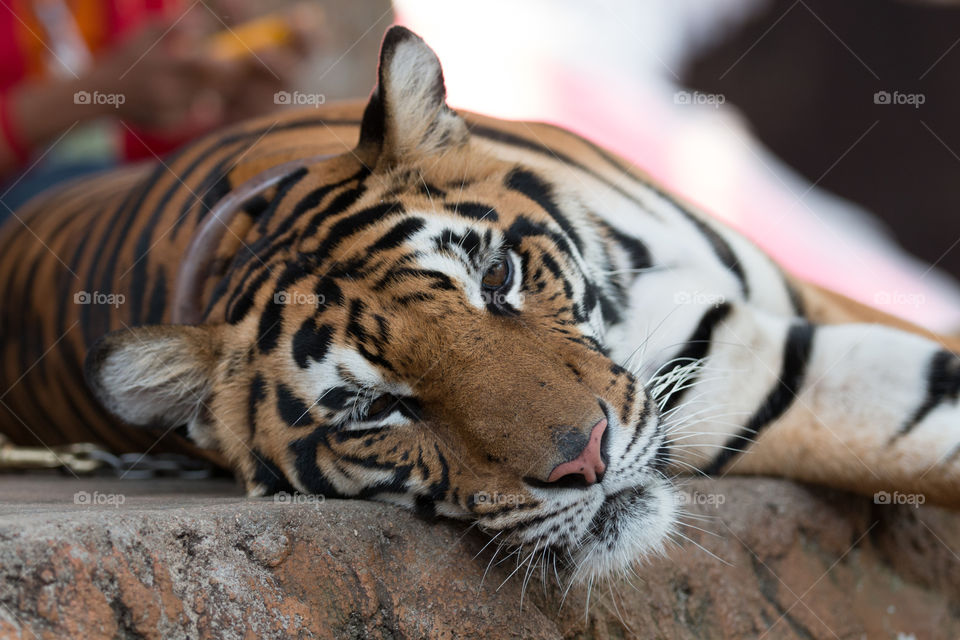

344,294,399,375
598,219,652,271
704,322,816,475
292,319,332,369
504,168,584,252
661,303,732,414
306,202,400,260
289,426,346,497
444,202,499,221
359,87,386,150
345,298,368,344
318,386,353,411
276,382,314,427
315,277,343,307
895,350,960,438
251,449,296,495
505,216,577,263
145,267,167,324
225,267,272,325
256,297,284,354
681,213,749,298
294,171,367,237
368,217,425,253
374,267,456,293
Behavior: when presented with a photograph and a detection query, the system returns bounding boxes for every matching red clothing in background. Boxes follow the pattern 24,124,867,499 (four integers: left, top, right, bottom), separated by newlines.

0,0,193,161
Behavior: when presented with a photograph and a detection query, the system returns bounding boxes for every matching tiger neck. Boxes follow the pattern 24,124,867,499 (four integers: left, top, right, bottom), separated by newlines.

172,154,336,325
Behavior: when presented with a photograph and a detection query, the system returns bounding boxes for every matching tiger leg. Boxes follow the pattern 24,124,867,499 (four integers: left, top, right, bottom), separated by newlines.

661,302,960,507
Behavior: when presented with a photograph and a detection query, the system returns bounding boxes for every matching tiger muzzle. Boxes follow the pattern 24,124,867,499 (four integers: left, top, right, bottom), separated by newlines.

418,321,613,487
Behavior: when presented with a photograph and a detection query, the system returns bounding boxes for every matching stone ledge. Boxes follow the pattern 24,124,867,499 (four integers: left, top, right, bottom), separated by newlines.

0,476,957,639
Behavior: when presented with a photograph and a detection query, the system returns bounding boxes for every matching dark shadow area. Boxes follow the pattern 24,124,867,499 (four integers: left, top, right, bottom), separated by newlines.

685,0,960,279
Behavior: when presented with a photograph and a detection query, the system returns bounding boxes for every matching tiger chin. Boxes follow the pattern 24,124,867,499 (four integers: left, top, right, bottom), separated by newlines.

9,24,953,591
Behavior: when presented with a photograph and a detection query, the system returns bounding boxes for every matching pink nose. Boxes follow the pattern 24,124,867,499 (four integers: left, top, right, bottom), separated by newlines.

547,418,607,485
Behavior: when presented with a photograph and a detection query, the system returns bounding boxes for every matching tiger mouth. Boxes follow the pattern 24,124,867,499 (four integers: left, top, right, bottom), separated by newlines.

590,486,648,535
567,476,676,582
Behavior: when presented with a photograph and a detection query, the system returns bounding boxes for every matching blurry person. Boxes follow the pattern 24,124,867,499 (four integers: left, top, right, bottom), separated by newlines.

0,0,322,210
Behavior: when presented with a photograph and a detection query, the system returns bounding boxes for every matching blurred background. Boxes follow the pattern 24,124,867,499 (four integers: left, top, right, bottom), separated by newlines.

3,0,960,330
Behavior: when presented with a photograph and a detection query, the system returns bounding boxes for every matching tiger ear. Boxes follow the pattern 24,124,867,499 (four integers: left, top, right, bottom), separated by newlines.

83,324,222,448
357,26,468,167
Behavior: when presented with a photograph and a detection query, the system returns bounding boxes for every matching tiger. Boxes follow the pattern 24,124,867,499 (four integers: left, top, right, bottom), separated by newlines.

1,25,958,585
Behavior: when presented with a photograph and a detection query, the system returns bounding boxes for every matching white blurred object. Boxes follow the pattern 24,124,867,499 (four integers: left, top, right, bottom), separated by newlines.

396,0,960,331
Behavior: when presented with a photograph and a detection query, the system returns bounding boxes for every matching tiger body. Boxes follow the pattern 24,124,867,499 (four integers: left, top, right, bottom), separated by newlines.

1,27,958,581
0,104,365,459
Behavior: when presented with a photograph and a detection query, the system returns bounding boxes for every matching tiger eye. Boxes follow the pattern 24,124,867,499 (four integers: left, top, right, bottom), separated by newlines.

482,259,510,289
366,394,395,419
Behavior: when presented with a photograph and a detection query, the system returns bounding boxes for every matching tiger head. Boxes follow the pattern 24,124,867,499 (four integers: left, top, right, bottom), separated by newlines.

85,26,676,582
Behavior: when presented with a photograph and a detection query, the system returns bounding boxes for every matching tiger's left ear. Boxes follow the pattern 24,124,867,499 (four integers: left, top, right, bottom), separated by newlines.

357,26,469,167
83,324,223,448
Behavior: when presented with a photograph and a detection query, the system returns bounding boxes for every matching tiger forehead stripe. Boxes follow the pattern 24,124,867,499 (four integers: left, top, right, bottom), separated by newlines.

444,202,499,221
505,167,585,253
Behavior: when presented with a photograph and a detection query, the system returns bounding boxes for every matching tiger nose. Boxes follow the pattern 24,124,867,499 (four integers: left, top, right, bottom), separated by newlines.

547,418,608,485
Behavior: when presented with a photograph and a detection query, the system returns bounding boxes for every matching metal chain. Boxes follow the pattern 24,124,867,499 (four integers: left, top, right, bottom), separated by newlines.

0,433,213,478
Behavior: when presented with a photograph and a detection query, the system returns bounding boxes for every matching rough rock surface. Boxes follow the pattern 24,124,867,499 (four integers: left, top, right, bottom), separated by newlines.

0,476,957,639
